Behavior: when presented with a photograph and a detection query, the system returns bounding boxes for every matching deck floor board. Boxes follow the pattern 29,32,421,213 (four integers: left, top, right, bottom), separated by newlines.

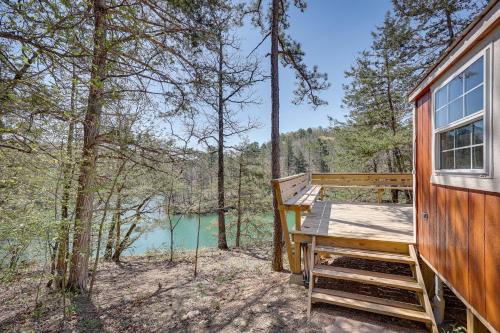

299,201,414,243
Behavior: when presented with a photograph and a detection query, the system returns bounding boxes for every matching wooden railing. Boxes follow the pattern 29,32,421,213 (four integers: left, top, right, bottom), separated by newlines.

311,173,413,203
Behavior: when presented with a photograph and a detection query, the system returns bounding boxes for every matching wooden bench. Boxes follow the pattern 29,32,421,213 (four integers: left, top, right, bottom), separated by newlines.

271,173,323,274
311,173,412,203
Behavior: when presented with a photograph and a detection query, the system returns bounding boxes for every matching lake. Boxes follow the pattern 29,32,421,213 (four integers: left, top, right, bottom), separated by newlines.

123,211,296,256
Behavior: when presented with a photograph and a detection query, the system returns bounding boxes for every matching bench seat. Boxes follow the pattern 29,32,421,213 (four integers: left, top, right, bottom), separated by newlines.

284,184,322,207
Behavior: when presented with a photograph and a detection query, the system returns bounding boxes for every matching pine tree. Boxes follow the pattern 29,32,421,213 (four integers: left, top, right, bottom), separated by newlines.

316,138,330,172
247,0,329,271
286,139,296,175
392,0,487,69
294,150,308,173
338,13,416,176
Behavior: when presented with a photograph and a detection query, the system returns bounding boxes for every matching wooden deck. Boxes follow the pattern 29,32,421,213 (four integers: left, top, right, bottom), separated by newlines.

298,202,414,243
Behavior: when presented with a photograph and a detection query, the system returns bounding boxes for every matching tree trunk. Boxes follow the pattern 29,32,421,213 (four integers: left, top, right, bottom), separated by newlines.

194,192,202,277
112,223,137,262
113,197,148,262
104,191,121,259
169,226,174,261
67,0,107,292
235,156,243,248
271,0,283,272
113,194,122,258
55,69,76,288
217,34,228,250
103,211,116,260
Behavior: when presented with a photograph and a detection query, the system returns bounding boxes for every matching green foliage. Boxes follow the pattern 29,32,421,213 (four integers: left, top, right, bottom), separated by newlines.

392,0,487,70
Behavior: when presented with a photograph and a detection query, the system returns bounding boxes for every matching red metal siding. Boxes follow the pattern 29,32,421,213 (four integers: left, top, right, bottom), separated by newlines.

415,91,500,331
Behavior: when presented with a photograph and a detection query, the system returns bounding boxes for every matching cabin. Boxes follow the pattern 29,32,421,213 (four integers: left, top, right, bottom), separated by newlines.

271,2,499,333
409,2,500,332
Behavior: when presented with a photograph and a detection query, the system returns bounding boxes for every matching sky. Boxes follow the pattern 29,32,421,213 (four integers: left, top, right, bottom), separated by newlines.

232,0,394,144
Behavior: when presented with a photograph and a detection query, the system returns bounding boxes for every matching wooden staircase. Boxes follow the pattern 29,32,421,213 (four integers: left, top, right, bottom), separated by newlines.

307,236,438,333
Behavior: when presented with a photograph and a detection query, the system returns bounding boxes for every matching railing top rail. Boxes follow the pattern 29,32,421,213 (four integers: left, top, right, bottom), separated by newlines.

271,172,308,184
311,173,412,176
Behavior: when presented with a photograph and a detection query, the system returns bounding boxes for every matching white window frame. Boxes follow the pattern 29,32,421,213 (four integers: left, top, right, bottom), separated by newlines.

432,45,493,177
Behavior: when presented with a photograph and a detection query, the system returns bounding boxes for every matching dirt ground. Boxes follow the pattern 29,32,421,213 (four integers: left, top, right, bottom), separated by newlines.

0,244,464,332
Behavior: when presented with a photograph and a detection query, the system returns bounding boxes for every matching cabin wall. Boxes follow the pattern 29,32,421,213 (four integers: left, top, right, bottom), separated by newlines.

415,91,500,331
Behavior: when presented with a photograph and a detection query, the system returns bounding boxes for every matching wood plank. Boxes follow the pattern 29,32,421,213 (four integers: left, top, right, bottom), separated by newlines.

307,236,316,319
284,185,321,206
314,245,415,264
313,288,424,312
409,244,438,333
435,185,447,276
468,191,485,315
311,288,431,324
484,193,500,331
446,188,469,300
292,233,412,255
467,308,490,333
312,266,422,292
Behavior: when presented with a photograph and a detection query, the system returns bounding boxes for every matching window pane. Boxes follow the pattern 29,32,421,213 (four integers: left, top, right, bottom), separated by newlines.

448,97,463,123
465,85,483,116
440,130,454,150
435,87,447,110
455,148,471,169
455,124,471,148
473,120,483,144
465,57,483,91
449,75,463,100
473,146,483,169
435,108,447,128
441,150,454,169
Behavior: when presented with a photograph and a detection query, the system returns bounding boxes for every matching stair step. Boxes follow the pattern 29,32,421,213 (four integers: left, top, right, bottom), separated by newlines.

315,245,414,265
312,288,423,312
312,266,422,292
311,288,432,324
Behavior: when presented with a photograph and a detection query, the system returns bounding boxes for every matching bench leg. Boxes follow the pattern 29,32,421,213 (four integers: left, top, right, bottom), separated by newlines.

291,207,302,274
377,188,384,204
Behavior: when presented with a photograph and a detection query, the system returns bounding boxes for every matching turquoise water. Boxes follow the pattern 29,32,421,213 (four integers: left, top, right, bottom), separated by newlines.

123,212,296,256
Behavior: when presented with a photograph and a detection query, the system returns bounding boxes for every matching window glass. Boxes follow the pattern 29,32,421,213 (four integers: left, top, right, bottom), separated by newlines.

473,120,483,144
435,108,447,128
441,151,454,169
440,131,454,150
449,75,463,100
448,97,463,123
455,148,471,169
455,124,471,148
464,57,483,91
473,146,483,169
465,85,483,116
436,87,447,110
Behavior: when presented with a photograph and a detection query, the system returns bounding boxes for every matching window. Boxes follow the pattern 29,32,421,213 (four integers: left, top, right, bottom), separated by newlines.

434,53,488,173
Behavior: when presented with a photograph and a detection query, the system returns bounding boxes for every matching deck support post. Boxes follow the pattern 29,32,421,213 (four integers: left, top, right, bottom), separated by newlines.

292,207,302,274
467,308,489,333
432,275,445,325
278,206,297,273
377,188,384,204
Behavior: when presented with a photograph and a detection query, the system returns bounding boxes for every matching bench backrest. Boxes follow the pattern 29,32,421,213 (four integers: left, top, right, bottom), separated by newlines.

271,173,310,205
311,173,412,188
